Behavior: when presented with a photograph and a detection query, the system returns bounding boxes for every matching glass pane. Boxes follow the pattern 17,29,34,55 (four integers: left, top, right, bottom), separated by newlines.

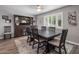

45,17,48,26
49,16,51,24
58,20,61,26
58,15,62,26
53,16,56,25
52,16,54,24
52,16,56,25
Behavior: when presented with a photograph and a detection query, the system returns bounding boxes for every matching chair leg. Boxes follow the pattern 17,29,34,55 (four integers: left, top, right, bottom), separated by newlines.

29,41,31,46
32,41,40,53
27,36,32,46
43,42,50,54
29,38,32,46
27,37,29,43
64,45,67,54
32,41,35,49
59,47,61,54
37,42,40,54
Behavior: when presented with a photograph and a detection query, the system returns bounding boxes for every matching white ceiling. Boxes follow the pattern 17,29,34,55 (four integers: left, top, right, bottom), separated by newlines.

0,5,66,16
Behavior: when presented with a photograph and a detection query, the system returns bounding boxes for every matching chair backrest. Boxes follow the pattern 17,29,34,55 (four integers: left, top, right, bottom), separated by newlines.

31,25,37,29
59,29,68,46
26,27,32,35
41,26,46,30
49,27,55,32
32,28,39,40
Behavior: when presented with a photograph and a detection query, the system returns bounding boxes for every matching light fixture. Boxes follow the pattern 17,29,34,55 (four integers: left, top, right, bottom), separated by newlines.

15,21,19,25
37,8,41,12
5,19,11,23
21,20,26,23
36,5,42,12
6,20,9,23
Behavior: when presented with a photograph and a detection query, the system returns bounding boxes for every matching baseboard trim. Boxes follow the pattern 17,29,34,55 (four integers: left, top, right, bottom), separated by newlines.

0,36,14,40
66,40,79,46
55,37,79,46
0,36,79,46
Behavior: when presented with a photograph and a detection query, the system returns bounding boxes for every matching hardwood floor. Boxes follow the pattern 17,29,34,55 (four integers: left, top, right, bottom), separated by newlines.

0,36,79,54
0,38,18,54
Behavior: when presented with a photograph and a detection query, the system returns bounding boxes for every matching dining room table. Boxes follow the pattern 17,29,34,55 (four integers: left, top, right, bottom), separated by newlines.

31,28,61,53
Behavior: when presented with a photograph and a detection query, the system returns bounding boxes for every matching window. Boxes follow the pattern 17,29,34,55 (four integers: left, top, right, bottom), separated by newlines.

43,12,63,29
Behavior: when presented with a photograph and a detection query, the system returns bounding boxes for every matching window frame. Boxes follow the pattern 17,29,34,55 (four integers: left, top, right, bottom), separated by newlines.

43,12,63,29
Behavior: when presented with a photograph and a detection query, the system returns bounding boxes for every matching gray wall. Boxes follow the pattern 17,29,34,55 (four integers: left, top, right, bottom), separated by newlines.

0,11,14,39
0,8,34,39
35,5,79,44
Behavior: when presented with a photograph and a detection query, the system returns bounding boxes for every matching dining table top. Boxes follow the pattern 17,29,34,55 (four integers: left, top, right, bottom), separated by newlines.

33,29,61,40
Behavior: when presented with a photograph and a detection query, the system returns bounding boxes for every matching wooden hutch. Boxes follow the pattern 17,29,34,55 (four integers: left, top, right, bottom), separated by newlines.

14,15,33,37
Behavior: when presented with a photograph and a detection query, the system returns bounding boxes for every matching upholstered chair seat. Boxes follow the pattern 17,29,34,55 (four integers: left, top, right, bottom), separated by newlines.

48,29,68,54
49,39,60,47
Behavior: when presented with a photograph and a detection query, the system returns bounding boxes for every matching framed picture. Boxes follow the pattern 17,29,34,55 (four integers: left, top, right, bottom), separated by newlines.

2,15,8,19
68,11,77,25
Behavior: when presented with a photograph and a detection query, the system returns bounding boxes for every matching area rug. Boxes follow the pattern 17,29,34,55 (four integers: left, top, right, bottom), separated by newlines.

15,36,37,54
14,36,75,54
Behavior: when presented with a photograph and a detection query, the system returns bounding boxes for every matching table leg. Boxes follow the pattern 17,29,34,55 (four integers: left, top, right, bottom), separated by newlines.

37,42,40,54
43,41,50,54
37,37,40,54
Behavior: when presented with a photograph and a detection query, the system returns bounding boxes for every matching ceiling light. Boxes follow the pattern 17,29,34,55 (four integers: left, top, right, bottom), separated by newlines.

37,8,41,12
36,5,42,12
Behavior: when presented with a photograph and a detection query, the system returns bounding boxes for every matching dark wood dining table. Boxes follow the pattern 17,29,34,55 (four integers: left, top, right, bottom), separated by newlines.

31,29,61,53
38,30,61,40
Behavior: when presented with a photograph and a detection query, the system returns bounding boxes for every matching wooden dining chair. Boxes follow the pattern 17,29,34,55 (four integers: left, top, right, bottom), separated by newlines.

49,29,68,54
26,27,33,45
48,27,55,32
41,26,46,30
32,28,46,54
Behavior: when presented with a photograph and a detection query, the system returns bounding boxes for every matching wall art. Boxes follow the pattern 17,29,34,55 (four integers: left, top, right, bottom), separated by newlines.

68,11,77,25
